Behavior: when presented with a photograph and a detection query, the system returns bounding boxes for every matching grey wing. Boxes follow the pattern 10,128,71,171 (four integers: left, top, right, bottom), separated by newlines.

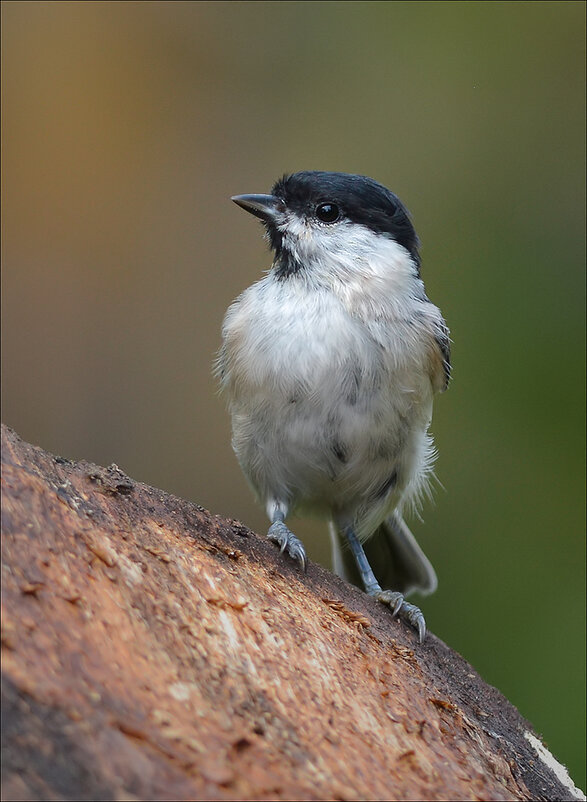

329,512,437,597
434,316,451,392
423,312,451,394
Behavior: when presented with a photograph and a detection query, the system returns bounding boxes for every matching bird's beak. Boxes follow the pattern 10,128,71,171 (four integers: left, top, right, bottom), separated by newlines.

231,194,286,223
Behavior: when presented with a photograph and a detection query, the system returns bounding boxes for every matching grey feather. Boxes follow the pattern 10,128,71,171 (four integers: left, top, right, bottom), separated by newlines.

329,512,437,597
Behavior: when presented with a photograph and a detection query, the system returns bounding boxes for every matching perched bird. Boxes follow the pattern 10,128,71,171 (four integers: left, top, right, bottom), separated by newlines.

217,171,450,641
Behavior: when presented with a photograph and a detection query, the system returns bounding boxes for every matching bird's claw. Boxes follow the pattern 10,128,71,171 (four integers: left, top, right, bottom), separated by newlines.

267,521,307,571
376,589,404,617
376,590,427,643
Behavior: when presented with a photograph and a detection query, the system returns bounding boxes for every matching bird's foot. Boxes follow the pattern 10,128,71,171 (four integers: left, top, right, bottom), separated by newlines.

267,521,307,571
375,589,427,643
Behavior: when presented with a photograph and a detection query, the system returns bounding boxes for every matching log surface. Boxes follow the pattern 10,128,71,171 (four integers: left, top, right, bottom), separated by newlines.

1,423,583,801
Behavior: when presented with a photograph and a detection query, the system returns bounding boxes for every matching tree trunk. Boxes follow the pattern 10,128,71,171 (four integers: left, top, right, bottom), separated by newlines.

1,423,583,802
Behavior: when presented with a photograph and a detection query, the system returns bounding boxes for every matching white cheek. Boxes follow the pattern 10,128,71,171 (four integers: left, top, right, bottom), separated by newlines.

283,217,411,274
307,225,418,310
279,216,356,263
279,215,311,263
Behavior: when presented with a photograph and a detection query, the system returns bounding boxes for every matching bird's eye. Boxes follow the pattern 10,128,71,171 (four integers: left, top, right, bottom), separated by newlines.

315,203,340,223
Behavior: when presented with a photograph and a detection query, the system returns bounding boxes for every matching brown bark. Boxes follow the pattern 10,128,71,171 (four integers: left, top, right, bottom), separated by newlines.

0,423,582,801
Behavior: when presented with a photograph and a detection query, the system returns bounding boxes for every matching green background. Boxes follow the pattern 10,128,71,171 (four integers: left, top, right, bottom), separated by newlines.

2,1,585,789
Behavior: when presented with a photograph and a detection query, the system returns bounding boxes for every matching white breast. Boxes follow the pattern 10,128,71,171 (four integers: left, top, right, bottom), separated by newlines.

220,254,437,536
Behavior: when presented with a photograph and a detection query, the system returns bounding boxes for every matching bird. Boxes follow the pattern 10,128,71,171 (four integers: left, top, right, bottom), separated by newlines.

216,170,450,641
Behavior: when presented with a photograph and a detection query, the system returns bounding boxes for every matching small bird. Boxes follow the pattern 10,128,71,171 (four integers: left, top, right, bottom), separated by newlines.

217,171,450,641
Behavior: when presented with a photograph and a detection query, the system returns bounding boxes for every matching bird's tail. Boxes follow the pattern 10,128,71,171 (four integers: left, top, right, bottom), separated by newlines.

328,512,437,597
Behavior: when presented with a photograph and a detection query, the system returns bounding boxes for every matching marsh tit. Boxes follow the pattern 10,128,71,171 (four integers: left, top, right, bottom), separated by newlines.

217,171,450,641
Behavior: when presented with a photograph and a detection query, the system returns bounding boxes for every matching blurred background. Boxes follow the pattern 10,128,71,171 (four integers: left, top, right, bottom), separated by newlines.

2,0,585,787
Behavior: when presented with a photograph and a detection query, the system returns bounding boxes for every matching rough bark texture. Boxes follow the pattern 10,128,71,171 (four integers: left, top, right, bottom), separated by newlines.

1,423,583,802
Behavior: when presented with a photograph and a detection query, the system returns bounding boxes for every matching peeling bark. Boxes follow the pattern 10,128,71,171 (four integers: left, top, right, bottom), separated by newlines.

1,424,583,801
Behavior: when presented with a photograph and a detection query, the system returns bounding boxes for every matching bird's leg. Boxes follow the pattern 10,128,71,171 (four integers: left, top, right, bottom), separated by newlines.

267,505,307,571
343,525,427,642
